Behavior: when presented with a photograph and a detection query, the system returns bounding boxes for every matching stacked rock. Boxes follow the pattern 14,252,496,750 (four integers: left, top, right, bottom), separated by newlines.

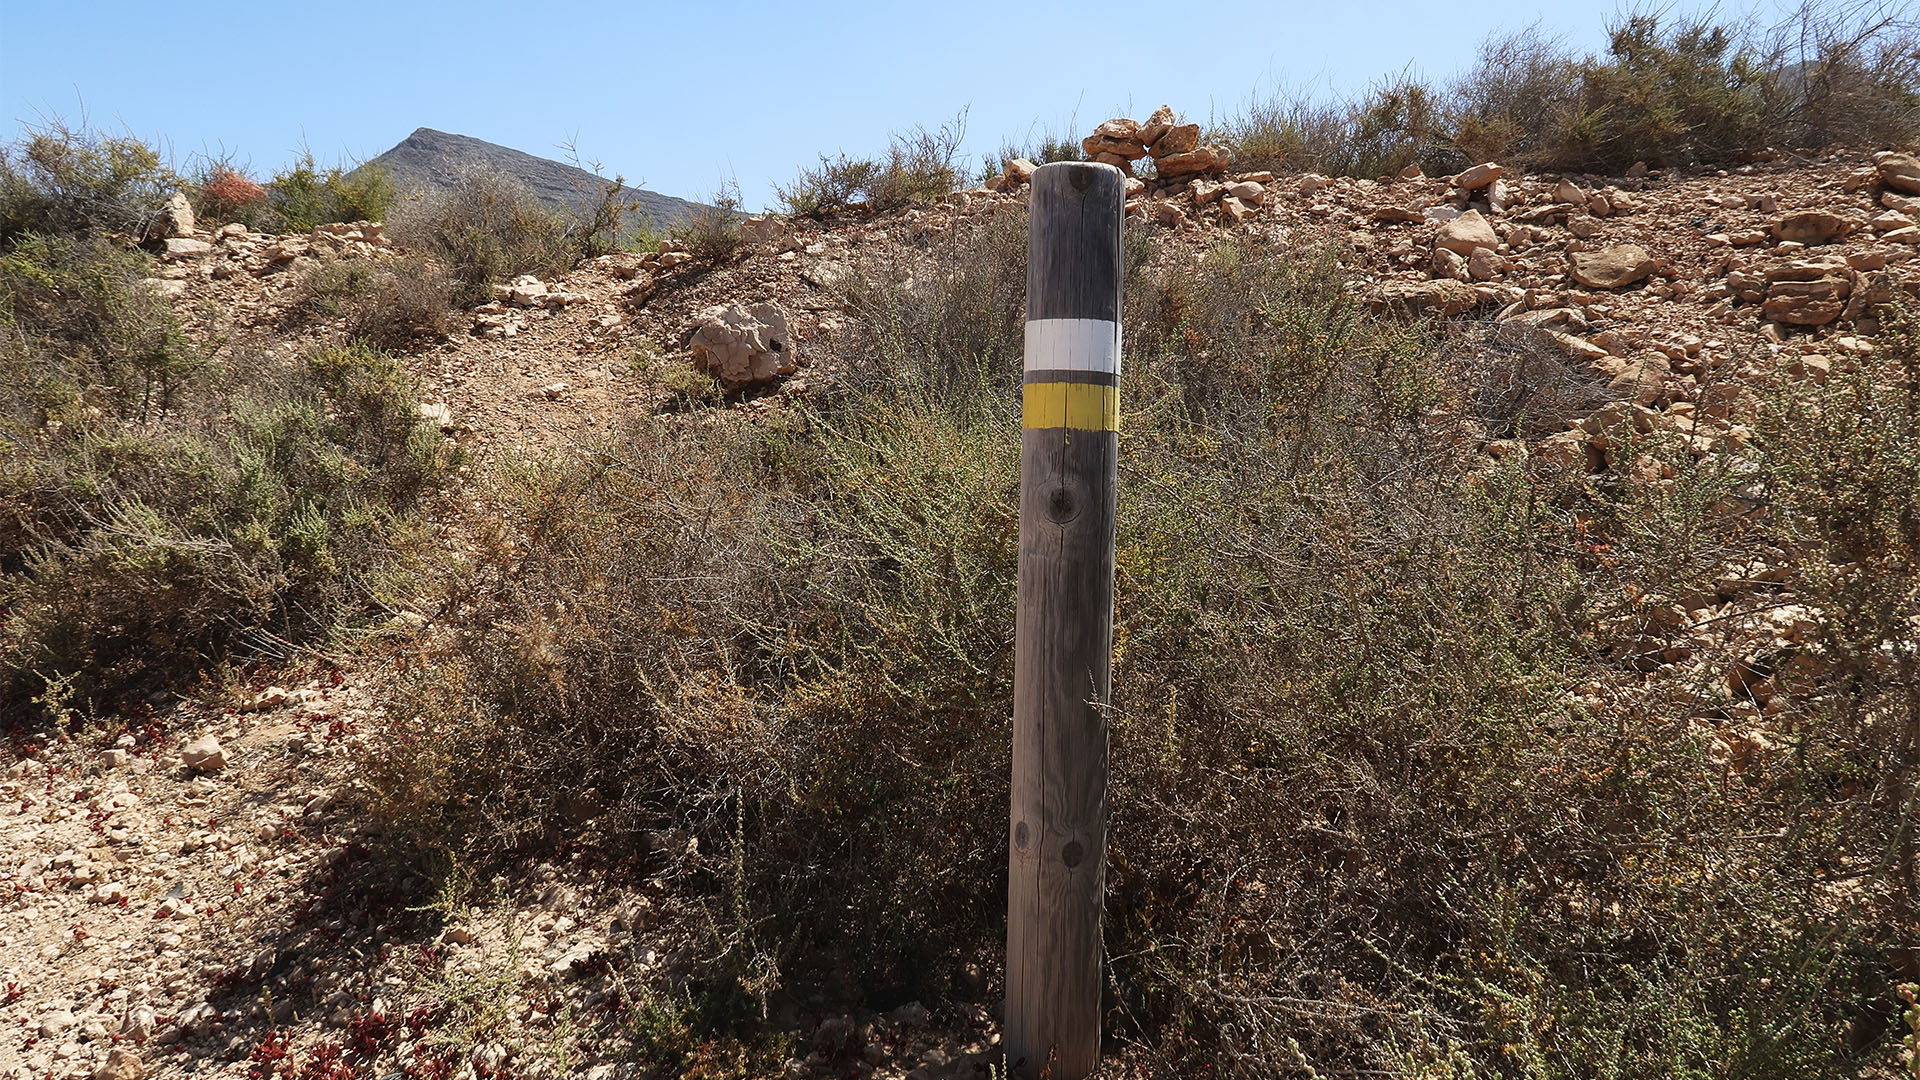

1080,105,1231,181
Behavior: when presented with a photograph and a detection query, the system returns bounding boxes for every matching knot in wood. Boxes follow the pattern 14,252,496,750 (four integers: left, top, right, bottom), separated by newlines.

1046,486,1079,523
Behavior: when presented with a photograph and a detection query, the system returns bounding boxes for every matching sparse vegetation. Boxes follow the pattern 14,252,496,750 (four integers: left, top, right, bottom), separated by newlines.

987,127,1084,180
6,11,1920,1075
267,151,396,232
1228,6,1920,178
669,179,745,263
0,135,451,714
389,168,571,304
776,113,967,216
353,207,1918,1072
0,120,169,242
290,255,454,350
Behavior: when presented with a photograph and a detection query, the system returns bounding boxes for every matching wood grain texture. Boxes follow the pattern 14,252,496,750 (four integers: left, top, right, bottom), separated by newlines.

1006,158,1123,1080
1026,163,1125,323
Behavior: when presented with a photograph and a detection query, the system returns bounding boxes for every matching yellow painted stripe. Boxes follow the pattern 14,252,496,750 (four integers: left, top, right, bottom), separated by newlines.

1022,382,1120,431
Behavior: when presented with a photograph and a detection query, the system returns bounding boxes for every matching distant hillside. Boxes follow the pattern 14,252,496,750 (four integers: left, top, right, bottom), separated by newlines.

360,127,709,231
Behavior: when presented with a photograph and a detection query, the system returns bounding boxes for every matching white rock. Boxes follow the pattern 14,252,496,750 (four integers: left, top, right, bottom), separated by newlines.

507,276,549,307
39,1010,77,1038
147,193,195,240
94,1047,143,1080
180,734,226,774
122,1007,156,1045
688,303,796,391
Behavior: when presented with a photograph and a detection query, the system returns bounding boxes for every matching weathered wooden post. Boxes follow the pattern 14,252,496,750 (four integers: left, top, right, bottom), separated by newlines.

1006,160,1124,1080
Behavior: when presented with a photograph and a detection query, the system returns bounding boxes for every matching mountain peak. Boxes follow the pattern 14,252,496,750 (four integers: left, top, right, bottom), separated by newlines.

360,129,707,229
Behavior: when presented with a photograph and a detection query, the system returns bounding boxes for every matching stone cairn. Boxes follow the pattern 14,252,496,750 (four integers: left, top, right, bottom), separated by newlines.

1081,105,1231,183
991,105,1231,192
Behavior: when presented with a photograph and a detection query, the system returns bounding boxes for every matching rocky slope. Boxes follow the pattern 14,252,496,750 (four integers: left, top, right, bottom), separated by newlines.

6,117,1920,1078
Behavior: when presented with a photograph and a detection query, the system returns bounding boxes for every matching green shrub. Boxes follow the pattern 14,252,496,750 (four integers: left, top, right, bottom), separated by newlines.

287,256,379,322
0,122,170,243
268,151,396,232
986,127,1084,181
571,171,642,261
0,233,199,419
0,236,451,716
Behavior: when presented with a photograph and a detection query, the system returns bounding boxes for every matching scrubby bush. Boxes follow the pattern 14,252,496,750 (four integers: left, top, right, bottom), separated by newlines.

0,122,170,242
1456,7,1920,172
189,160,270,229
288,255,453,350
0,233,198,418
572,172,643,261
0,231,451,716
669,180,745,263
268,151,395,233
987,127,1084,180
1229,8,1920,178
776,113,966,216
389,169,570,304
1231,75,1458,177
357,214,1917,1073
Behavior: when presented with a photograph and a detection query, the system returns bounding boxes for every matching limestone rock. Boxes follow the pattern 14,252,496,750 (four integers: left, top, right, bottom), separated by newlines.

40,1010,76,1039
1875,151,1920,195
1772,210,1851,245
1361,278,1480,318
1431,246,1468,280
1762,274,1850,326
1083,135,1148,161
1568,245,1656,289
122,1007,156,1045
1467,247,1507,281
1435,210,1499,255
1224,180,1265,205
1155,145,1230,179
1139,105,1177,147
689,303,795,390
95,1048,143,1080
162,237,212,255
1453,162,1506,191
1149,123,1201,157
1003,158,1036,186
146,192,195,241
507,276,549,307
1372,205,1424,223
180,734,227,774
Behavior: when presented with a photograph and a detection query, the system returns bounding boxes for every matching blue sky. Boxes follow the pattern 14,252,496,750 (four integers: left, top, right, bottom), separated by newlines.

5,0,1754,212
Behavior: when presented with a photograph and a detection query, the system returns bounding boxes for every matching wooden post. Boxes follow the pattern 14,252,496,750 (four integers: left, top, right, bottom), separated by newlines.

1006,160,1124,1080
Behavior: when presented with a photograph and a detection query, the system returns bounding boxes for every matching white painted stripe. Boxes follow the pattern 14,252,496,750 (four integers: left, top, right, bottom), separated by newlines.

1024,318,1121,376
